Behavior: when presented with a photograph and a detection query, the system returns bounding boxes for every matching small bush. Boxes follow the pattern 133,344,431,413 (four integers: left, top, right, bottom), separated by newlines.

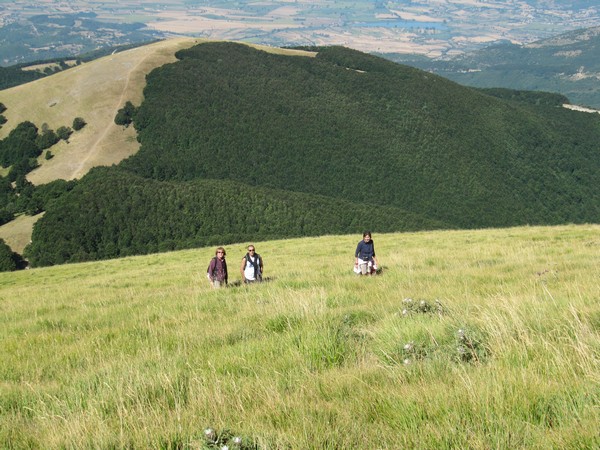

72,117,86,131
56,126,72,141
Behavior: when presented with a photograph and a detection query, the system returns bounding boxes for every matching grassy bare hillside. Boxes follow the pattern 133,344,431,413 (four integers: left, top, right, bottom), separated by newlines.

0,40,315,186
0,213,42,254
0,38,203,184
0,38,201,253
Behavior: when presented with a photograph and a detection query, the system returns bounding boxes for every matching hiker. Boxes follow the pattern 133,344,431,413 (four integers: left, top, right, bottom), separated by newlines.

354,231,378,275
241,244,263,283
207,247,228,288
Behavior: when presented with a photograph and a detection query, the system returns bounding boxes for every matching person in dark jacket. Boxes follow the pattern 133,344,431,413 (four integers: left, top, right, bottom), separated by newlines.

207,247,228,288
354,231,378,275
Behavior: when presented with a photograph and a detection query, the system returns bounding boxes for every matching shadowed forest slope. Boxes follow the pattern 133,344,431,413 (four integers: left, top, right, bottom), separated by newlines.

124,43,600,227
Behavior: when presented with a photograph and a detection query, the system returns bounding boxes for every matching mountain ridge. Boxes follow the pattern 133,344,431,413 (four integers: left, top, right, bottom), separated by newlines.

23,42,600,266
384,26,600,108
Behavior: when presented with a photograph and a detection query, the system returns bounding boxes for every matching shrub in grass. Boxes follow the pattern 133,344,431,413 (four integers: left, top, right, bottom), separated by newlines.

455,327,490,364
202,427,255,449
400,298,444,316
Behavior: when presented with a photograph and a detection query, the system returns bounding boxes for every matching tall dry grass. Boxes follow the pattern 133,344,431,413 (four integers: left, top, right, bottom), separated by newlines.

1,225,599,448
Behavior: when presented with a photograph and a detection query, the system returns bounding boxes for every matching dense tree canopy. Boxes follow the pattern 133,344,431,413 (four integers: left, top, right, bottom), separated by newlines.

0,238,26,272
124,43,600,227
25,167,444,266
24,43,600,266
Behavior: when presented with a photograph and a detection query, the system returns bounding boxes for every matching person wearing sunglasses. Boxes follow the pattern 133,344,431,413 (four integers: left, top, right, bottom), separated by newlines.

240,245,263,283
207,247,228,288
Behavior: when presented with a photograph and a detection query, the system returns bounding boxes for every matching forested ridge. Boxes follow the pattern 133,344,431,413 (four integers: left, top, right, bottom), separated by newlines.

125,43,600,226
22,42,600,266
26,167,444,266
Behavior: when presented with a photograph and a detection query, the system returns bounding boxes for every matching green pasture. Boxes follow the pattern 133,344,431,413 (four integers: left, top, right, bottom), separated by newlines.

1,225,599,448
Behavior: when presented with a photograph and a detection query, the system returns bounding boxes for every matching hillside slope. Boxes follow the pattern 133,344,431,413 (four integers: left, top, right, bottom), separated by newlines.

9,42,600,266
386,26,600,108
2,225,599,447
124,43,600,227
0,38,202,184
25,167,446,266
0,38,201,253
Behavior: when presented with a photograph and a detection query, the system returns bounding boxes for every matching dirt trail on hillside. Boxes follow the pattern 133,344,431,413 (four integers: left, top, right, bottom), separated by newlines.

68,48,155,179
37,39,199,183
0,38,200,185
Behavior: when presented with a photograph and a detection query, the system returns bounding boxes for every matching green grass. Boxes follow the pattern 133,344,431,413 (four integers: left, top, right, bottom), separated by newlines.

1,225,599,448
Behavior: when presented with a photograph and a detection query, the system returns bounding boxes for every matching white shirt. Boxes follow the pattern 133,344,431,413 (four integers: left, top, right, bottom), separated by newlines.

243,255,259,280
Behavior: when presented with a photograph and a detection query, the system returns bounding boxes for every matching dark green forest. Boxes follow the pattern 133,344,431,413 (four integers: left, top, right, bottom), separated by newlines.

0,117,79,245
21,43,600,266
25,167,444,266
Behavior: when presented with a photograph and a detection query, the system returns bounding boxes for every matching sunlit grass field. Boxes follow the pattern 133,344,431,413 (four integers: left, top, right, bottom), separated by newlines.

1,225,599,448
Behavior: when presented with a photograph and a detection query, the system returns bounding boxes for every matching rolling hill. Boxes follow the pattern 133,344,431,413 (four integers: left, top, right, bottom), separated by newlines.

0,38,205,184
0,38,203,253
384,26,600,109
23,42,600,266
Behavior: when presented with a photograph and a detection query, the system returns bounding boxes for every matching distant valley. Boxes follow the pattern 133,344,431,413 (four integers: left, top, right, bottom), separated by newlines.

1,1,600,65
385,26,600,108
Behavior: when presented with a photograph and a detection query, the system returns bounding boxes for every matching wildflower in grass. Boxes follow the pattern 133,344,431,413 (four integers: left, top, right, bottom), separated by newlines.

454,327,488,364
403,358,411,365
404,342,414,352
417,299,431,313
232,436,242,445
401,297,444,316
221,446,229,450
204,428,216,442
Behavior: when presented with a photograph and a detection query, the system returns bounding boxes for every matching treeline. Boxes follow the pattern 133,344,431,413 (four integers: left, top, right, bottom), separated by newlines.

475,88,568,107
0,116,83,230
0,42,158,91
0,238,26,271
0,66,46,91
25,167,446,266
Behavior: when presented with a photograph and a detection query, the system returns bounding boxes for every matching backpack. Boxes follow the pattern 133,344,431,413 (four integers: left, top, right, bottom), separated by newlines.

245,253,262,280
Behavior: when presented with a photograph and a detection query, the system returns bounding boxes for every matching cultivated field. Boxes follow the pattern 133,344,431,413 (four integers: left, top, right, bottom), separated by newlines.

1,225,599,448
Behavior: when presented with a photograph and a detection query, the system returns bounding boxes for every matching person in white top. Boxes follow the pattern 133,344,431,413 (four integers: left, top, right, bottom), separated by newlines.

240,245,264,283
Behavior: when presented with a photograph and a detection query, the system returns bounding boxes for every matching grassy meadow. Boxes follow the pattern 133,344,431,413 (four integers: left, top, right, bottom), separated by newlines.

1,225,599,448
